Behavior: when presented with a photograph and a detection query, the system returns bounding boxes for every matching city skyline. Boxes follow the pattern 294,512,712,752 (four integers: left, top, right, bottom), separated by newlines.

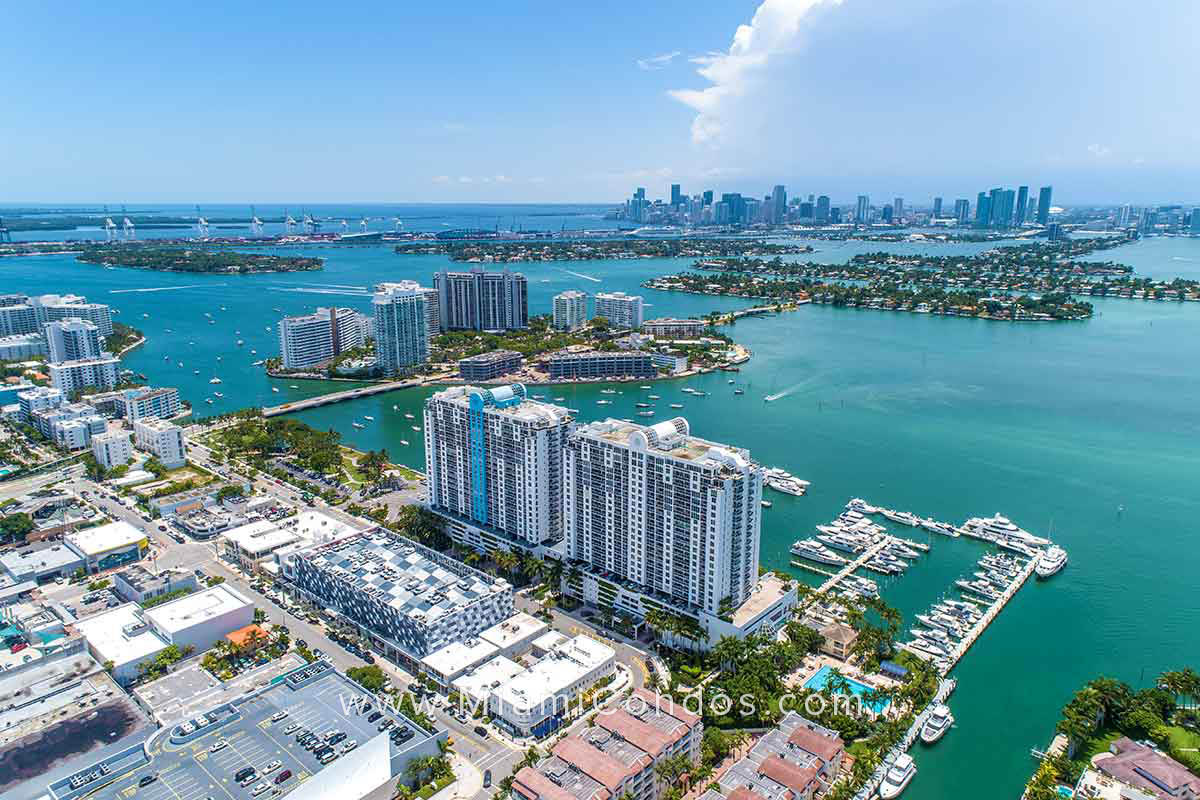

4,0,1198,204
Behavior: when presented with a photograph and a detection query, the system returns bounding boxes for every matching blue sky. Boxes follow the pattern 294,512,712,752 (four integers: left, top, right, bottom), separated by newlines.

4,0,1197,204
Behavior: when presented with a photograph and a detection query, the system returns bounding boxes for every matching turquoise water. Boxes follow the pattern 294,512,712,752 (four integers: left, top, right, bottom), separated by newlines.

3,230,1200,800
803,664,891,712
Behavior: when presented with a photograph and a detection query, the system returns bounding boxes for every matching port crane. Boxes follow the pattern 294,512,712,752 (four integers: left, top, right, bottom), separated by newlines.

250,206,264,236
359,218,368,233
284,208,298,234
0,217,10,243
303,212,320,234
393,218,403,232
121,206,136,239
340,220,349,234
195,205,210,238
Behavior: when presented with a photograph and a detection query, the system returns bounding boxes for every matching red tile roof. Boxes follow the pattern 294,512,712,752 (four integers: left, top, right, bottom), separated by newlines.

553,736,634,791
513,768,594,800
728,787,775,800
596,708,674,757
632,687,701,727
759,755,818,795
786,726,844,765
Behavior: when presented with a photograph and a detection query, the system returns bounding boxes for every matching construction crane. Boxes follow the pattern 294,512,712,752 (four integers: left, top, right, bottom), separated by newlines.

250,205,264,236
284,208,298,234
195,205,210,238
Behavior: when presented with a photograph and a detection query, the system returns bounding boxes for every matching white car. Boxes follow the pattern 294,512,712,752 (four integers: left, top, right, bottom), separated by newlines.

262,760,282,774
270,711,288,722
210,740,228,753
252,783,270,797
340,740,357,754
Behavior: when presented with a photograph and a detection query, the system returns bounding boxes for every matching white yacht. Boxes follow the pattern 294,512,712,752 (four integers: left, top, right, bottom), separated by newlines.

412,425,420,431
600,389,617,395
352,422,365,429
1035,546,1068,578
400,439,409,446
790,539,847,566
669,403,684,409
364,416,374,422
881,509,920,526
272,387,279,393
921,704,954,744
879,754,916,799
405,413,414,419
209,377,222,384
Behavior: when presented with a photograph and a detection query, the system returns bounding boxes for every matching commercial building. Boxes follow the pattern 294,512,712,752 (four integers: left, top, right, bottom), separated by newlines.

75,584,252,683
0,332,48,360
593,292,644,330
372,284,429,376
642,318,706,339
278,306,368,369
489,634,615,738
425,385,574,550
48,355,120,394
65,520,148,573
434,268,528,331
132,418,187,467
564,417,762,621
44,318,103,362
553,290,589,331
458,349,523,382
547,351,655,380
222,510,357,575
0,541,85,583
117,386,182,421
292,531,513,668
91,429,134,470
703,712,845,800
513,688,703,800
112,565,198,604
420,611,546,690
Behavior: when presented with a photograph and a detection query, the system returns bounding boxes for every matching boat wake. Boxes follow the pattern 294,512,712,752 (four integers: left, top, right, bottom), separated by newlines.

110,284,220,293
560,269,601,283
298,283,369,290
764,381,808,402
270,287,371,297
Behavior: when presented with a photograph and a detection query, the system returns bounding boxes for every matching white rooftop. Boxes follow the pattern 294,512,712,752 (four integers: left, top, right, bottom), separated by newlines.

144,583,251,634
223,519,299,555
452,655,525,705
531,630,569,653
422,637,499,680
479,611,548,653
65,519,147,557
290,510,359,543
75,602,166,666
492,634,614,712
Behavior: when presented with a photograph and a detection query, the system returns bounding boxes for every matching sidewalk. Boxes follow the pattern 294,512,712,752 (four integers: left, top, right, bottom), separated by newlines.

430,753,483,800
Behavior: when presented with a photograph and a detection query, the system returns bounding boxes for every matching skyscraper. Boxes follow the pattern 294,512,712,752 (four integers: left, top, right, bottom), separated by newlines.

932,197,943,219
702,190,713,206
563,417,762,616
44,318,103,363
1190,209,1200,234
892,197,904,223
975,192,991,227
992,189,1016,229
1015,186,1029,226
816,195,831,223
1037,186,1053,225
278,307,368,369
771,185,787,224
593,292,644,329
954,199,970,224
552,290,588,331
670,184,682,207
855,195,870,224
434,268,528,331
720,193,745,224
372,284,428,376
425,384,573,548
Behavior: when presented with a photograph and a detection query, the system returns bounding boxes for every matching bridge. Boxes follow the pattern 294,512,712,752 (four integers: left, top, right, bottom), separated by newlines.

261,372,456,417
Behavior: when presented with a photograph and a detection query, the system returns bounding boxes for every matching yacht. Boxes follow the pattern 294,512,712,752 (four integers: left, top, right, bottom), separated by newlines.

1035,546,1068,579
965,514,1049,546
290,384,299,389
532,394,546,400
636,402,652,408
881,509,920,526
648,394,660,400
352,422,365,429
597,399,611,405
879,754,916,799
817,533,866,554
364,416,374,422
400,439,409,446
209,377,222,384
600,389,617,395
920,518,959,537
640,385,652,390
554,397,565,402
733,389,745,395
886,541,920,559
637,410,655,417
669,403,684,409
921,704,954,744
405,413,414,419
790,539,847,566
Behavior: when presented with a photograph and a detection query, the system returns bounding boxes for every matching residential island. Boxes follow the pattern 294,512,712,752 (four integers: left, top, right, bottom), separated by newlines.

75,245,323,273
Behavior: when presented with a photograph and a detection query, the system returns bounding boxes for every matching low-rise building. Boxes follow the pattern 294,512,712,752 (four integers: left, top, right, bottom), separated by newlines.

706,712,845,800
451,654,525,709
459,349,524,382
117,387,182,422
649,352,688,375
546,351,656,380
641,319,707,339
133,418,187,467
64,520,148,573
479,611,548,658
1090,737,1200,800
16,385,62,423
222,510,358,575
0,541,85,583
490,634,615,738
113,565,198,604
92,429,134,470
818,622,858,661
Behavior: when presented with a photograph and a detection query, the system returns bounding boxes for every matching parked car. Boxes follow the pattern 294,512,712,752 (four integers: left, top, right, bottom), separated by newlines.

474,725,489,738
275,770,292,785
139,774,158,787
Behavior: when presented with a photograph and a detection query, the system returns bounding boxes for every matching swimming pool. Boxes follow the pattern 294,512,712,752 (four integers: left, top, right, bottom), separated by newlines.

803,665,891,712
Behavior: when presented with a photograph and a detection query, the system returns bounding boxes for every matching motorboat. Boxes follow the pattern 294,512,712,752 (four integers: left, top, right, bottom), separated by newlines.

1035,546,1068,578
921,704,954,744
879,754,916,799
405,413,414,419
790,539,847,566
209,377,222,384
364,416,374,422
352,422,365,429
637,411,655,417
669,403,684,409
881,509,920,526
400,439,409,446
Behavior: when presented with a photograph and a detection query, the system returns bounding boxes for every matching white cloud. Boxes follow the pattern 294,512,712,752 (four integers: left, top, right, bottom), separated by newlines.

636,50,681,71
669,0,841,145
1087,143,1113,159
432,175,450,183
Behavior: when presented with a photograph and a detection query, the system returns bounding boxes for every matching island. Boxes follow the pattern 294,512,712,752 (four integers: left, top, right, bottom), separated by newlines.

75,245,322,273
393,237,814,262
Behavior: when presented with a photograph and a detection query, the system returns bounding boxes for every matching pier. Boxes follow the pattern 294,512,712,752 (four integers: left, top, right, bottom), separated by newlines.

943,553,1038,671
789,560,836,579
818,538,890,593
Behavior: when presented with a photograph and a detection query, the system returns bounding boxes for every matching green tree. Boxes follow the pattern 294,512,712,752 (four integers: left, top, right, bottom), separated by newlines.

0,512,35,543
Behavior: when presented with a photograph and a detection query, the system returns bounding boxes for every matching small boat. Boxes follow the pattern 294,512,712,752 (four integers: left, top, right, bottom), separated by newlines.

728,379,734,384
412,425,420,431
177,362,183,367
393,405,398,411
921,705,954,744
669,403,684,409
761,500,772,508
600,389,617,395
205,398,213,404
290,385,299,389
250,350,257,355
640,385,651,390
213,392,224,398
352,422,365,429
404,413,414,419
193,370,199,375
236,340,244,346
272,387,279,393
164,355,170,361
364,416,374,421
636,402,652,408
554,397,565,402
733,389,745,394
597,399,610,405
400,439,409,446
209,377,222,384
879,753,916,798
637,410,655,417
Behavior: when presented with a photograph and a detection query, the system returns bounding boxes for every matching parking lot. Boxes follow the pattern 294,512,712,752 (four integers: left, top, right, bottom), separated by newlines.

97,665,442,800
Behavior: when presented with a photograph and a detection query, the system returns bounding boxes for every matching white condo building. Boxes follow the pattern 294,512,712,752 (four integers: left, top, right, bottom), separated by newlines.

376,281,440,346
277,306,368,369
31,294,114,336
564,417,762,617
373,284,429,376
434,268,528,331
594,291,645,329
552,290,589,331
92,429,134,470
49,356,120,394
425,384,573,551
44,318,103,362
133,418,188,468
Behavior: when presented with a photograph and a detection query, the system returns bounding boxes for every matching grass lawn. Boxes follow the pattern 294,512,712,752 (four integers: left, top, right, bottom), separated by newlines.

1166,725,1200,752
